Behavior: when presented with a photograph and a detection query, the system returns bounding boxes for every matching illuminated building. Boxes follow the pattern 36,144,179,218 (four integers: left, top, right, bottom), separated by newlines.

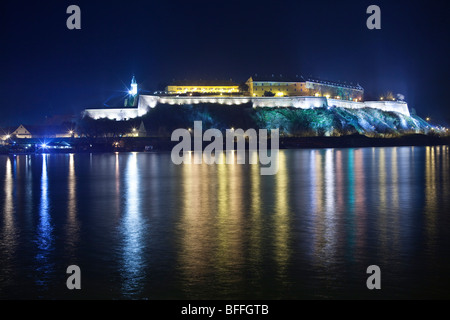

246,74,364,101
246,74,307,97
84,75,411,121
304,78,364,101
0,124,76,140
165,80,239,95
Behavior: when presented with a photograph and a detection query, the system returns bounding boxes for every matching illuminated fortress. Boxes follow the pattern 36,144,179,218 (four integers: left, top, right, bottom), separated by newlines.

84,75,410,120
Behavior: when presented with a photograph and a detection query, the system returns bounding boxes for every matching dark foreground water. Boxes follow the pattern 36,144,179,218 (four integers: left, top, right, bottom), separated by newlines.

0,147,449,299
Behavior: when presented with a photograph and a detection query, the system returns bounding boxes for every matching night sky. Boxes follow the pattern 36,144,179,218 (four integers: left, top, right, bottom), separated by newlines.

1,0,449,126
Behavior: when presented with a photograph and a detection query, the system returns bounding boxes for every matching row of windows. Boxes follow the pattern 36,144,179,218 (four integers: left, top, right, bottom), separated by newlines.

253,82,304,86
175,87,237,91
254,88,303,92
253,83,362,92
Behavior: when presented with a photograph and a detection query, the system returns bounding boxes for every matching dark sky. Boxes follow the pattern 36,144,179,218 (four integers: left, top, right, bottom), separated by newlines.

1,0,449,126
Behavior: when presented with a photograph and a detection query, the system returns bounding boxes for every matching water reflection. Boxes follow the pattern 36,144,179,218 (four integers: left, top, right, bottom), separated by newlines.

390,148,400,249
178,152,256,297
3,157,15,237
1,157,17,288
179,160,216,295
324,149,337,262
353,149,366,256
115,152,121,219
215,157,245,289
65,154,80,256
424,146,441,254
0,147,449,299
25,155,34,226
376,148,389,258
249,150,262,286
273,150,290,282
120,152,146,296
35,154,54,286
311,150,326,266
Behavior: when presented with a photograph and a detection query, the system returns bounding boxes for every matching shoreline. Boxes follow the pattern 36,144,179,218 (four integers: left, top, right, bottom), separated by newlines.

1,134,449,154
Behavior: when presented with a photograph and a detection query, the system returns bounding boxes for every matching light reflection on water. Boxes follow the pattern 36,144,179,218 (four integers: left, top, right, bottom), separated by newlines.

120,152,146,296
35,154,54,288
1,157,16,290
65,154,80,258
0,147,449,299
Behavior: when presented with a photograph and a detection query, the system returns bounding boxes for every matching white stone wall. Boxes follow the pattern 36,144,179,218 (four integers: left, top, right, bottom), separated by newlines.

138,95,159,116
138,95,328,109
84,108,139,120
327,98,365,109
327,98,410,116
291,97,328,109
363,101,410,116
156,96,251,106
85,95,410,120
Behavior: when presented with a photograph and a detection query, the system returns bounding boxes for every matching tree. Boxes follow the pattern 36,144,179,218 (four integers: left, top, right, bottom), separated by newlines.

384,91,395,101
238,83,249,94
263,91,275,97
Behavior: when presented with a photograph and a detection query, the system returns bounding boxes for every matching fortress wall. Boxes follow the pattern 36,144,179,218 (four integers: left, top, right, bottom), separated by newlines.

156,96,251,106
139,95,328,109
138,95,159,116
87,95,410,120
84,108,139,120
363,101,410,116
327,98,365,109
253,96,328,108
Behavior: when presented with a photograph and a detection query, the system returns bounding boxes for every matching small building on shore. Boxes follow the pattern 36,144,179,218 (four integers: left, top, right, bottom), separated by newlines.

0,124,76,141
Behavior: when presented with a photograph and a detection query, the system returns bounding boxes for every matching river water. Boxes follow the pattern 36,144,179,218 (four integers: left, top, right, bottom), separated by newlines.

0,146,449,299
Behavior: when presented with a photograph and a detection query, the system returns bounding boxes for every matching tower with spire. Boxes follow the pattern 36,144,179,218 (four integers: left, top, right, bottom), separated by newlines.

130,75,138,96
125,75,138,107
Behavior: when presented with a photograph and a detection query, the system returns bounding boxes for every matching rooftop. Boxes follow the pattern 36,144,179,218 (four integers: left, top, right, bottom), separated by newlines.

167,79,238,87
249,74,364,90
